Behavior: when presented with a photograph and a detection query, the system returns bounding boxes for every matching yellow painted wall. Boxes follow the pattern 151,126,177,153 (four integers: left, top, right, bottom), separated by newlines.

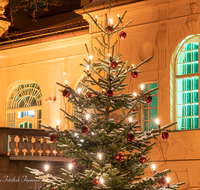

0,33,89,129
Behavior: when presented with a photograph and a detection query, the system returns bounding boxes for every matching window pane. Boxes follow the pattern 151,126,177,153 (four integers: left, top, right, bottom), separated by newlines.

143,122,148,131
24,122,27,129
178,53,184,63
143,109,148,120
193,51,198,61
185,43,191,51
29,123,32,129
37,110,42,119
143,82,158,131
193,42,198,50
28,110,34,117
177,42,199,76
192,104,199,116
177,77,199,130
192,117,199,129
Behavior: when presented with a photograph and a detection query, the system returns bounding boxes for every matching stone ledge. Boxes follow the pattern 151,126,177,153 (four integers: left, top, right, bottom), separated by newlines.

9,156,66,162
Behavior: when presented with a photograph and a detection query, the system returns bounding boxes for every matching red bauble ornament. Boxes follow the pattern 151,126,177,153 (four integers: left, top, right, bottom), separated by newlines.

139,156,147,164
131,71,138,78
110,61,118,69
51,188,56,190
93,178,99,185
127,133,135,142
162,131,169,139
132,108,137,113
116,153,124,161
145,95,153,104
106,89,113,97
119,31,127,39
158,176,166,186
72,159,78,166
63,89,70,98
81,125,89,134
50,134,56,142
86,92,92,98
106,26,113,33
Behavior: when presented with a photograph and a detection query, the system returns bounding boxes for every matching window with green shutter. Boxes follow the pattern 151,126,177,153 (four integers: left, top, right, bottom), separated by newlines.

143,82,158,131
176,42,199,130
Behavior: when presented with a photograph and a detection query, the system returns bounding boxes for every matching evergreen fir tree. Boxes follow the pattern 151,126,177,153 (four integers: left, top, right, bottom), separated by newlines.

26,3,184,190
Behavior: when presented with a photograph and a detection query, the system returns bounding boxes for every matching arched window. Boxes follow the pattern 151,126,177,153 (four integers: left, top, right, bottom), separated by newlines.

7,83,42,129
176,39,199,130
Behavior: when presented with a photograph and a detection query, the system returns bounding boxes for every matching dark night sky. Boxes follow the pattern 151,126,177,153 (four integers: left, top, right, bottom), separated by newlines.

6,0,84,32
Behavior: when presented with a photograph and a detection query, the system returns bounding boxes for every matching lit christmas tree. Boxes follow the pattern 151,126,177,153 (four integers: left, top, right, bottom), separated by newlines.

26,3,184,190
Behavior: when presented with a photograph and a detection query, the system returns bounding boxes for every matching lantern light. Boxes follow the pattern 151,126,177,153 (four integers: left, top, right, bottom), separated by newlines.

44,164,49,172
56,120,60,125
140,84,144,91
152,164,156,173
89,55,93,60
86,114,90,120
98,153,102,160
155,119,159,125
77,88,82,94
68,163,73,170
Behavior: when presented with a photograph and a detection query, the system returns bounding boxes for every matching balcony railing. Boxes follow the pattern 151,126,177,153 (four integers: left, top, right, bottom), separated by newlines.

0,127,64,161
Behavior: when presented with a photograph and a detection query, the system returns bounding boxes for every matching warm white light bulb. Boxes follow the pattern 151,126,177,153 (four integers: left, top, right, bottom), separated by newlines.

80,139,84,142
77,88,82,94
132,64,134,67
89,55,93,60
109,18,113,25
68,163,73,170
75,133,78,137
65,80,68,85
108,53,111,57
155,119,159,125
152,164,156,171
91,132,94,135
140,84,144,91
44,164,49,172
86,114,90,120
87,65,89,71
95,15,98,19
166,177,170,183
103,89,105,92
100,178,104,184
133,92,137,97
56,120,60,125
117,14,120,17
129,117,132,123
98,153,102,160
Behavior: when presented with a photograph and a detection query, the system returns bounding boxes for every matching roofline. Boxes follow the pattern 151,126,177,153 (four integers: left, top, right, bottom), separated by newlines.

0,24,89,50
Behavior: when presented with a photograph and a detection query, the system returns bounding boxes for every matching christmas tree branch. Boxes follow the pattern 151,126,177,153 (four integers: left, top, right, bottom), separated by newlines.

112,20,132,34
86,12,106,34
113,10,127,30
95,37,107,49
